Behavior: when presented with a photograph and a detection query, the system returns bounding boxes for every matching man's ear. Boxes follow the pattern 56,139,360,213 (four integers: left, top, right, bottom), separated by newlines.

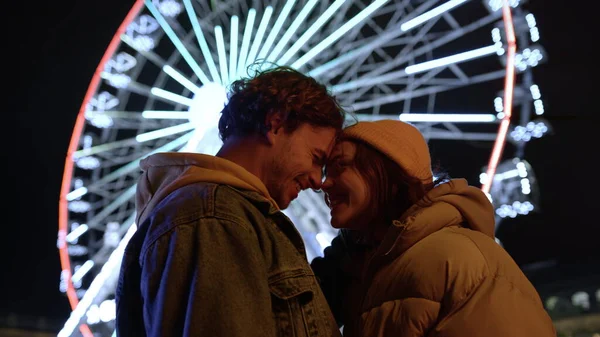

265,111,284,145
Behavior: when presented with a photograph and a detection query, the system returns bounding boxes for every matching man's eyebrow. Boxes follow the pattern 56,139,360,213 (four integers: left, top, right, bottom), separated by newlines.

314,148,328,165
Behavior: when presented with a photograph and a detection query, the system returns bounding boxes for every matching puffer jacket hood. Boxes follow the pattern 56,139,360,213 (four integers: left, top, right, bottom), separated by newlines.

377,178,495,261
135,152,279,225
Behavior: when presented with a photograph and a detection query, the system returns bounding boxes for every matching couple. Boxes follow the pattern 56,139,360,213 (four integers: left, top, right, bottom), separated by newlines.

115,66,555,337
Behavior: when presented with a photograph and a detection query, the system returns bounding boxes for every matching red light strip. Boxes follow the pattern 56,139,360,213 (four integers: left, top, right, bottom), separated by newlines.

57,1,145,335
481,0,517,195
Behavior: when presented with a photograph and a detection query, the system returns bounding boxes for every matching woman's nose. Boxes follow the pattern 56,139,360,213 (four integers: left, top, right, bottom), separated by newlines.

321,176,334,191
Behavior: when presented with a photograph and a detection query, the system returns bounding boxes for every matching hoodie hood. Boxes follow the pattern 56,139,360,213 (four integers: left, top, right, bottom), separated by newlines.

378,178,495,259
135,152,279,225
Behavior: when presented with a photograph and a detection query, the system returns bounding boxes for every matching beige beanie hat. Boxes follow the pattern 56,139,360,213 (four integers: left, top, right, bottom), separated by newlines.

342,119,433,184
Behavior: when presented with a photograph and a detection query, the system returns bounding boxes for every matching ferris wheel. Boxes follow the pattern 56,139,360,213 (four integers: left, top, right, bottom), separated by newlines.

56,0,548,336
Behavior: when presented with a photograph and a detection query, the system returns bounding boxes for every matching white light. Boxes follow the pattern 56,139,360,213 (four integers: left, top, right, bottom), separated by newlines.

401,0,468,31
66,187,88,201
534,99,545,115
405,44,499,74
162,65,199,93
278,0,346,65
76,156,100,170
214,26,229,85
99,299,117,323
257,0,296,61
155,0,182,17
101,72,131,88
87,112,114,129
68,200,91,213
494,96,504,112
479,172,489,185
150,87,194,106
268,0,319,63
237,9,256,77
58,224,137,337
145,0,211,84
399,113,497,123
130,35,155,52
86,304,100,325
245,6,274,68
182,0,220,83
525,13,537,27
188,83,228,129
71,260,95,284
494,168,519,181
66,224,89,243
229,16,239,81
572,291,591,310
529,84,541,99
530,27,540,42
316,232,336,251
142,110,190,119
291,0,388,69
491,28,501,43
184,82,229,152
136,122,195,143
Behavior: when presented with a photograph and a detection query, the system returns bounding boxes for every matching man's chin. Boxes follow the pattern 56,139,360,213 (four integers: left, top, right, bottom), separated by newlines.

275,197,291,210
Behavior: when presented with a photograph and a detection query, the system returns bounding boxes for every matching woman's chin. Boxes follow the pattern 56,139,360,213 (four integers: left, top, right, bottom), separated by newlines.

330,216,348,229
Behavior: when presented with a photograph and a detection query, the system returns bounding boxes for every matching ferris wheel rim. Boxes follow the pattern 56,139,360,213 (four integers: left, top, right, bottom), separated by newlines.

57,0,146,332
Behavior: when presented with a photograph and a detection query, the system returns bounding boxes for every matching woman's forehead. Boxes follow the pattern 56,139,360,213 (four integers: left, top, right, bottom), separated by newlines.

330,140,356,159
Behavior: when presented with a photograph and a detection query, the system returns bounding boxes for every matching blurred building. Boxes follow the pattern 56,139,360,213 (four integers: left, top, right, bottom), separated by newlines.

0,314,60,337
523,259,600,337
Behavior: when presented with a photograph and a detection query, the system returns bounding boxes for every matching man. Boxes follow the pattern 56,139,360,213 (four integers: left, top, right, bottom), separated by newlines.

115,65,346,337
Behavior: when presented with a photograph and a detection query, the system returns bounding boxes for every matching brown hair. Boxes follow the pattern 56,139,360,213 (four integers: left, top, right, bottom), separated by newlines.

218,63,346,141
350,139,444,225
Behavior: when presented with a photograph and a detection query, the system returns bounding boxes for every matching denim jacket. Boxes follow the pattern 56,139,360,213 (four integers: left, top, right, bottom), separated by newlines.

115,179,340,337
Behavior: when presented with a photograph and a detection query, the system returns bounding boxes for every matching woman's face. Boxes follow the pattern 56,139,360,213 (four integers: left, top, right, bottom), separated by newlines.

322,140,370,229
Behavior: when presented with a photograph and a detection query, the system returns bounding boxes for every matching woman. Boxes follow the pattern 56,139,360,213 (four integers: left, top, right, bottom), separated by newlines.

311,120,556,337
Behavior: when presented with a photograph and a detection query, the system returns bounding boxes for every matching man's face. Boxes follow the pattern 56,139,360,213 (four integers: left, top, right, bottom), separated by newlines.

265,124,337,209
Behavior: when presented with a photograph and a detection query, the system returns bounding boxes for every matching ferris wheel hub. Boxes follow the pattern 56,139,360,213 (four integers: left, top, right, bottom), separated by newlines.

185,82,228,153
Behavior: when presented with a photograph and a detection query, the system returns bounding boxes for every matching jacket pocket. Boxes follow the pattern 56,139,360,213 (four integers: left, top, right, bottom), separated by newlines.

269,272,319,337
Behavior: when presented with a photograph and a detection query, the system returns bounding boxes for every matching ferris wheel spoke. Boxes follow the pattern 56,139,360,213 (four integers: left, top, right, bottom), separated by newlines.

329,11,501,94
332,43,499,94
214,25,229,84
135,122,195,142
149,87,193,106
181,0,221,84
266,0,318,63
277,0,345,66
119,34,200,93
69,132,193,202
244,6,273,70
350,67,505,111
447,63,470,82
58,222,137,337
229,15,239,81
256,0,295,62
236,8,256,78
87,185,137,230
292,0,389,70
307,0,440,78
145,0,211,85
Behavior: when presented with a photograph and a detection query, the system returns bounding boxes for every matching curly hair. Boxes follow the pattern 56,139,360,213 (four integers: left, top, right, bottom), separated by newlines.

218,63,346,141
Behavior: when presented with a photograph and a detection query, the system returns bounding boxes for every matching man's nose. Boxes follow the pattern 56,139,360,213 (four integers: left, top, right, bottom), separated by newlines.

308,169,324,190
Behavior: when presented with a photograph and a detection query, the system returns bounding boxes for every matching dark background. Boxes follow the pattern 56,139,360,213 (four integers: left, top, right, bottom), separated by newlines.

6,0,597,327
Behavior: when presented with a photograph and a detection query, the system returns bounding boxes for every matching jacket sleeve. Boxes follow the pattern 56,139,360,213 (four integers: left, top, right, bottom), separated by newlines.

139,217,276,337
310,230,354,327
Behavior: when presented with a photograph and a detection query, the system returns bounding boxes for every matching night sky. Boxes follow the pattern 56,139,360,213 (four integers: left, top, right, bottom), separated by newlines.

7,0,596,327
